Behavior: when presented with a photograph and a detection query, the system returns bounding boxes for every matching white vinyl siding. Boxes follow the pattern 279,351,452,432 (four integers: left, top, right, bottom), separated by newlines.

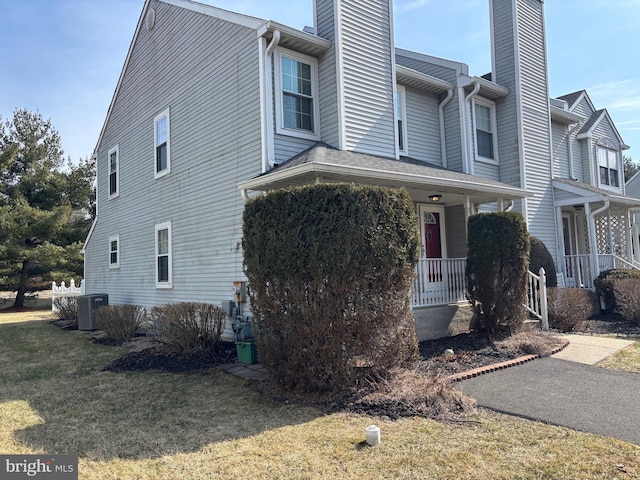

108,145,119,198
274,49,320,141
109,235,120,269
396,85,408,155
155,221,172,288
154,108,170,178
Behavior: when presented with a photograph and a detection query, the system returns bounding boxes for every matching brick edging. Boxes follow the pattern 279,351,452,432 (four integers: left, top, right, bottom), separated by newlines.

446,338,570,383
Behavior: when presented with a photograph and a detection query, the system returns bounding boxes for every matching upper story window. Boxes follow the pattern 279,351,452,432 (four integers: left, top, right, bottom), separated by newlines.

274,49,320,141
473,99,498,163
154,108,170,178
396,85,408,156
597,141,620,188
109,235,120,269
155,221,172,288
108,145,119,199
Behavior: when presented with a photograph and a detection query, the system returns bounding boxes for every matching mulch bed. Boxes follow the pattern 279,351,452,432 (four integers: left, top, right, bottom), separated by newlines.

573,313,640,336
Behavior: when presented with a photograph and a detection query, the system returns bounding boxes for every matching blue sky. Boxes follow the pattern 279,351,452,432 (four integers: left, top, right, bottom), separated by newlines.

1,0,639,163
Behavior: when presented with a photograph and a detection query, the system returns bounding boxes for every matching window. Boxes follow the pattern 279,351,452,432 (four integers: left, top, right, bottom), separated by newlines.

274,49,320,141
474,99,497,162
155,222,172,288
108,145,119,198
396,85,408,155
109,235,120,269
154,109,170,178
597,146,619,188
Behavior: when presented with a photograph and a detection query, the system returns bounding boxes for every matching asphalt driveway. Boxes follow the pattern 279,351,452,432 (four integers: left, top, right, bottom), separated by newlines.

458,357,640,445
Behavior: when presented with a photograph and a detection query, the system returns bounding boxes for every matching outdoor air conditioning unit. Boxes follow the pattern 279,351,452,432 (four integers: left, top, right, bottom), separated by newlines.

77,294,109,331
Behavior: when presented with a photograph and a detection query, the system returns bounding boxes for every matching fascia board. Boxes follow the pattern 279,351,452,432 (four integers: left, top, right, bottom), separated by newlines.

395,47,469,75
395,65,453,93
160,0,265,29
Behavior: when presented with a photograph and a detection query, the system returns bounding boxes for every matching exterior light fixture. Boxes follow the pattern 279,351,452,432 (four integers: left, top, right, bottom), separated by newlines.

573,204,584,211
429,194,442,202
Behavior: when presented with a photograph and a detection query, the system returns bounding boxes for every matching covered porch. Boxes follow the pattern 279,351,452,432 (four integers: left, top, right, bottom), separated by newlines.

553,178,640,289
239,143,531,308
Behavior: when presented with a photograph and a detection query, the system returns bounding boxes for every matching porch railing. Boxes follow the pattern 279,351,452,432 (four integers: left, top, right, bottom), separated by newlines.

564,255,594,289
525,268,548,330
411,258,467,307
598,254,638,271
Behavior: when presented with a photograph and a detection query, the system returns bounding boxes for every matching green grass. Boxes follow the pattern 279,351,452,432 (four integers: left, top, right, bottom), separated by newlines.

1,308,639,479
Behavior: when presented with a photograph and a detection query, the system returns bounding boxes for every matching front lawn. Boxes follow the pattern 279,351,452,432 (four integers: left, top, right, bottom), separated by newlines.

1,309,638,479
597,340,640,373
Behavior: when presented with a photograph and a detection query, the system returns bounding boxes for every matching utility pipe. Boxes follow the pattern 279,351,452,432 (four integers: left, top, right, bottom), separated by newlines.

463,81,481,176
438,88,454,168
263,30,280,171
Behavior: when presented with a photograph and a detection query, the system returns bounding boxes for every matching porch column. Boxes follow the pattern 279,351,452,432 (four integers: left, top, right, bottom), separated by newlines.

464,195,472,239
555,206,566,282
584,202,599,278
632,211,640,266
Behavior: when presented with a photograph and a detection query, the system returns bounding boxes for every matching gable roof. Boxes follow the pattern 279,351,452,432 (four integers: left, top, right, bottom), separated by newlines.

553,177,640,207
557,90,585,110
238,143,531,205
577,109,630,150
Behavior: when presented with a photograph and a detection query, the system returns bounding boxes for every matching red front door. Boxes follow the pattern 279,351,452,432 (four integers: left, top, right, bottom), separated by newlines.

424,212,442,259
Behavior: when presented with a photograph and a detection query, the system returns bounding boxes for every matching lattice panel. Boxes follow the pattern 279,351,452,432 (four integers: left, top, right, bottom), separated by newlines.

594,212,629,259
595,215,610,254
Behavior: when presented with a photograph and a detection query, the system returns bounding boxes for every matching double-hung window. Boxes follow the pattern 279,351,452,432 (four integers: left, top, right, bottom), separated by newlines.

597,145,619,188
275,49,320,141
109,235,120,269
396,85,408,155
474,99,497,162
108,145,119,198
155,221,172,288
154,109,170,178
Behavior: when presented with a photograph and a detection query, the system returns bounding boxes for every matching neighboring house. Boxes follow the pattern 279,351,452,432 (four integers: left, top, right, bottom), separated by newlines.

83,0,640,340
625,170,640,258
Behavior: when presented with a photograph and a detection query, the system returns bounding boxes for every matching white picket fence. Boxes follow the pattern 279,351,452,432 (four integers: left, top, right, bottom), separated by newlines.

525,268,548,330
51,279,85,312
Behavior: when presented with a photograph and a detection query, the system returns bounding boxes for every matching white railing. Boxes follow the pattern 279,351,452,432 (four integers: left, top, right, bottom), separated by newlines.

564,254,594,289
525,267,548,330
598,254,639,271
52,279,85,312
411,258,467,307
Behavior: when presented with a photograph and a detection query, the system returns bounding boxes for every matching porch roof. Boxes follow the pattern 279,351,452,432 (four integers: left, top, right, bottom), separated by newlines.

239,143,532,206
553,177,640,208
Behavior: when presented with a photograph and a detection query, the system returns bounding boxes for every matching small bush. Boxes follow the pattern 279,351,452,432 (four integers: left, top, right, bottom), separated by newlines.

528,236,557,288
149,302,225,354
547,288,597,332
594,269,640,313
95,305,146,342
53,296,78,324
613,279,640,324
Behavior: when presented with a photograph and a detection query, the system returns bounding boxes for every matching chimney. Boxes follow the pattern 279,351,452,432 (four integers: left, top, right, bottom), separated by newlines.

490,0,557,261
315,0,397,158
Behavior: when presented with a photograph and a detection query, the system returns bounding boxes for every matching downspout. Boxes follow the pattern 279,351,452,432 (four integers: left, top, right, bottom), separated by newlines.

438,88,454,168
588,200,610,278
263,30,280,171
504,200,514,212
567,123,580,180
464,81,481,176
628,207,640,267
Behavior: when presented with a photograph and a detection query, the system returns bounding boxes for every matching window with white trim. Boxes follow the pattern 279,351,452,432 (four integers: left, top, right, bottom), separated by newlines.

108,145,119,198
473,99,498,162
274,49,320,141
396,85,408,155
109,235,120,269
155,222,172,288
154,109,170,178
597,145,619,188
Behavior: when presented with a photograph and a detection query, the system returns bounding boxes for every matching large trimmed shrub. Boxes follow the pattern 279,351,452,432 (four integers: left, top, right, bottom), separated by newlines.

95,304,146,342
612,278,640,323
529,236,557,288
243,184,420,393
466,212,530,336
547,287,597,332
594,269,640,313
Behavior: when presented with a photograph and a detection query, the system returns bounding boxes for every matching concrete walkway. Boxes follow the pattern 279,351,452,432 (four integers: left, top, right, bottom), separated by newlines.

459,335,640,445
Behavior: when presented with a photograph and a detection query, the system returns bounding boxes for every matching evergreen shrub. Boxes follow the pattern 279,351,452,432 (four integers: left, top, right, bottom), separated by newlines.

466,212,530,336
594,269,640,313
529,236,557,288
243,184,420,393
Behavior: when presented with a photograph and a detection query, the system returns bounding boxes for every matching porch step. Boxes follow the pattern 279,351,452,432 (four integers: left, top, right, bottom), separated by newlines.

523,318,541,331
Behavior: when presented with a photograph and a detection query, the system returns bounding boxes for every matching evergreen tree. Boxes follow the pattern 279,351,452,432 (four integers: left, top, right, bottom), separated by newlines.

623,154,639,183
0,109,95,307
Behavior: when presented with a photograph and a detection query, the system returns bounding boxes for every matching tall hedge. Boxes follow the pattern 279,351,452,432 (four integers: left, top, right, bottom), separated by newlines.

466,212,530,336
529,236,557,288
243,184,420,393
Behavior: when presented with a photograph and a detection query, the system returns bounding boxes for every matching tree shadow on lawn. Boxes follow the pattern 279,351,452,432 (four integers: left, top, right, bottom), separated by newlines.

0,321,320,461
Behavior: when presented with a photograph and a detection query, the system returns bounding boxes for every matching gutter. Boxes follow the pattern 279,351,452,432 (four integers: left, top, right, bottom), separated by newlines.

263,30,280,171
463,80,481,175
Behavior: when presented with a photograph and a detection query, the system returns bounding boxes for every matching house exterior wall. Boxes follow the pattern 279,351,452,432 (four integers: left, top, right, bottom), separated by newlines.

403,86,441,164
551,121,570,178
84,0,263,308
490,0,558,265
